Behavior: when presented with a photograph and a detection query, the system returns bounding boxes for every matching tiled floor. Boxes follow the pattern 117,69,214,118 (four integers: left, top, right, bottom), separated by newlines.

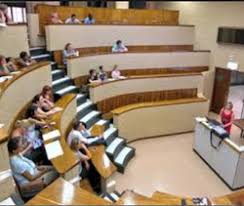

112,107,244,198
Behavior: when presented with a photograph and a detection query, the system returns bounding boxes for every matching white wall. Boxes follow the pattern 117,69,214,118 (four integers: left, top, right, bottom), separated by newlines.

151,2,244,71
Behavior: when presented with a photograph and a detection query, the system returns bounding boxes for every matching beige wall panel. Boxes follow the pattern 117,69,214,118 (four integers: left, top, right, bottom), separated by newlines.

46,25,194,51
68,52,210,79
0,25,29,57
90,75,203,103
60,97,76,135
0,142,10,172
0,64,52,132
27,14,46,47
114,101,209,141
150,2,244,72
0,170,15,202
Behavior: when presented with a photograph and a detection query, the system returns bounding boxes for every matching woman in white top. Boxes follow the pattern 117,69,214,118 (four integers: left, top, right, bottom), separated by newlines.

111,65,126,80
8,138,58,198
63,43,79,65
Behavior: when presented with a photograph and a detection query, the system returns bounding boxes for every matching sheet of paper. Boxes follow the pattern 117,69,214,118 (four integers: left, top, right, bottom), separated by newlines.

0,123,4,129
0,76,13,83
44,140,63,160
0,197,15,205
43,130,61,142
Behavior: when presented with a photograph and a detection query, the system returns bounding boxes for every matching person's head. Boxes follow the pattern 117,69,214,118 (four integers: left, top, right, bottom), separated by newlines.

64,43,73,51
73,120,86,131
6,57,14,63
89,69,96,76
26,104,38,119
88,13,93,20
99,65,104,72
7,137,23,155
51,12,59,19
116,40,122,47
71,14,76,20
19,51,29,61
41,85,53,98
0,55,6,66
0,4,8,14
14,119,31,134
32,94,41,105
112,64,118,71
225,101,233,111
70,137,81,151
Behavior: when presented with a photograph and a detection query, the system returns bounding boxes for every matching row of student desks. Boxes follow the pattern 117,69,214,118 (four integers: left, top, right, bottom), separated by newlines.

27,178,235,205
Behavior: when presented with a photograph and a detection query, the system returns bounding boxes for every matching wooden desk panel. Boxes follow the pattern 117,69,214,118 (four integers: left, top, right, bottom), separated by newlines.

89,145,117,179
0,62,52,134
0,128,8,144
67,52,210,79
27,178,111,205
46,25,194,51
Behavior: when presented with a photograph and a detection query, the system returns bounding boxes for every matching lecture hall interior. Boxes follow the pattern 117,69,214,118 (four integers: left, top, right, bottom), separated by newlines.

1,0,244,205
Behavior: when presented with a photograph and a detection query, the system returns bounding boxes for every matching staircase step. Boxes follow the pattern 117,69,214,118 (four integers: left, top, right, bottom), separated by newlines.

55,85,78,97
77,93,87,105
106,137,125,160
51,62,58,71
31,53,51,62
114,146,135,174
76,100,95,119
79,111,101,129
29,47,46,56
110,192,120,201
94,119,110,131
103,126,118,146
51,69,65,81
52,76,73,92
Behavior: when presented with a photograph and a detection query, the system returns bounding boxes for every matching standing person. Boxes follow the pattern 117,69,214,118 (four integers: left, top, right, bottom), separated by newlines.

50,12,63,24
8,138,58,199
220,101,235,134
63,43,79,65
83,13,95,25
98,65,107,81
65,14,81,24
112,40,128,53
0,4,12,25
17,51,36,69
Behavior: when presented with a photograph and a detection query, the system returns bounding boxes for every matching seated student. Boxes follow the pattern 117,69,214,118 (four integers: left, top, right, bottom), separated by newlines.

88,69,100,84
6,57,18,72
39,85,55,112
65,14,81,24
111,64,126,80
98,65,108,81
83,13,95,25
17,51,36,69
0,55,10,76
219,101,235,134
50,12,63,24
0,4,12,25
8,138,58,199
67,120,105,147
70,137,101,194
63,43,79,65
12,119,50,165
112,40,128,53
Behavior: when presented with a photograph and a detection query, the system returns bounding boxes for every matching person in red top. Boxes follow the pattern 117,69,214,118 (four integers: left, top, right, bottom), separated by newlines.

220,101,235,134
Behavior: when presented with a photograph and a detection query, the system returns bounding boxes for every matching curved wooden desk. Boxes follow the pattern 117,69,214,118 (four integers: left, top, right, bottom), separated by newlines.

89,73,204,113
112,97,209,141
0,24,29,57
46,24,194,52
26,178,111,205
0,62,52,134
67,51,210,82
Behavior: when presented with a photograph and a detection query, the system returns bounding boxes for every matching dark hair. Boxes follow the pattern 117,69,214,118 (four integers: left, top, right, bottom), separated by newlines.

99,66,103,71
0,55,5,66
41,85,53,101
26,104,38,118
7,137,20,153
71,14,76,18
64,43,72,51
6,57,11,63
89,69,95,76
116,40,122,45
80,122,87,129
19,51,28,59
32,94,41,104
88,13,93,19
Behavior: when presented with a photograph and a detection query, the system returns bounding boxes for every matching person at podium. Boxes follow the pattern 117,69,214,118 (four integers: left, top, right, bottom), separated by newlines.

220,101,235,134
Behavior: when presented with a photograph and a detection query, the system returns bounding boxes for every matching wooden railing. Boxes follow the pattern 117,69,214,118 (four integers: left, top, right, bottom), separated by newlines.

35,4,179,35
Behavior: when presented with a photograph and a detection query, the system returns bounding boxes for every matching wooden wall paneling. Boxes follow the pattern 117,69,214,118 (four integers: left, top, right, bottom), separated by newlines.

96,88,198,114
36,4,179,35
210,67,231,114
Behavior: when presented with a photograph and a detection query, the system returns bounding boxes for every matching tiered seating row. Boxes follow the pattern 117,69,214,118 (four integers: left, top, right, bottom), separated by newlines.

36,4,179,35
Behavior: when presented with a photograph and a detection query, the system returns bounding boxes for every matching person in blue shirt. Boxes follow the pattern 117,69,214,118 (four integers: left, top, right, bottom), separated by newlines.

83,13,95,25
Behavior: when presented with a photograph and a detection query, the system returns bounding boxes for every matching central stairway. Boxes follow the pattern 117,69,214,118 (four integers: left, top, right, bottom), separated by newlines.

30,47,136,174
